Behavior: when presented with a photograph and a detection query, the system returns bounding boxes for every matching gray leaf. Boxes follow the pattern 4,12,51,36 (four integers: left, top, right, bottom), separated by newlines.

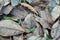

11,6,28,19
22,13,36,29
0,20,25,36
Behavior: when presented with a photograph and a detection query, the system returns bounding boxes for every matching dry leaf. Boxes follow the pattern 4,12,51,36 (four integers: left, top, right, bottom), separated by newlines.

22,13,36,29
0,20,25,36
20,3,38,15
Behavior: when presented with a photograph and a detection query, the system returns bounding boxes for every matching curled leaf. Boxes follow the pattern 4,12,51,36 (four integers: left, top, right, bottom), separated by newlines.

20,3,39,16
